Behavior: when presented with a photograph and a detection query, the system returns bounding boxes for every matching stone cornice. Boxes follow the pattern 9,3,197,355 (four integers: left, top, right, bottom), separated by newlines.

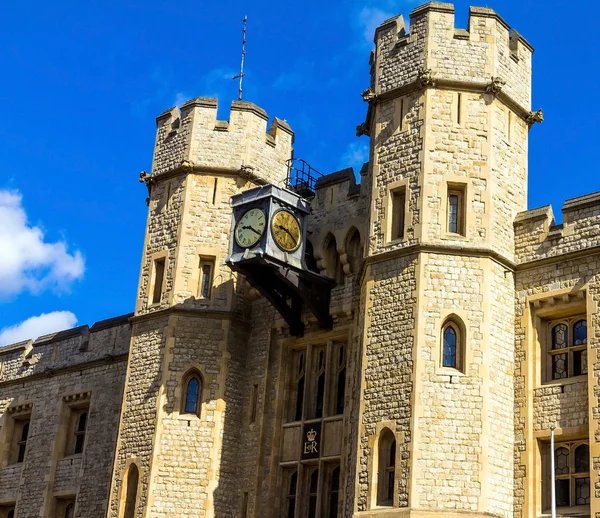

360,242,516,285
515,245,600,272
130,306,252,327
0,354,128,389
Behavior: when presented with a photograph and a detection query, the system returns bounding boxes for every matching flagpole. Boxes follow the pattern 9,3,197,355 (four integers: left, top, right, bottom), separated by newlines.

550,425,556,518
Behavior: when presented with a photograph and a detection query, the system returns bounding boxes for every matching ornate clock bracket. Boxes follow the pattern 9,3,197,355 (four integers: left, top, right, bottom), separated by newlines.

228,256,334,337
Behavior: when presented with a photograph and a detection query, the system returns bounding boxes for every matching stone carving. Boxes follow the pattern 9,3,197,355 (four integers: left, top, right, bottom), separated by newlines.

356,122,370,137
361,87,377,103
486,76,506,96
418,68,436,88
180,159,194,172
526,109,544,124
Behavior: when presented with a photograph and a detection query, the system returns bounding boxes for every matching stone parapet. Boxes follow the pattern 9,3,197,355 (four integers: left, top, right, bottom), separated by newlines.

372,3,533,111
515,191,600,265
151,98,293,186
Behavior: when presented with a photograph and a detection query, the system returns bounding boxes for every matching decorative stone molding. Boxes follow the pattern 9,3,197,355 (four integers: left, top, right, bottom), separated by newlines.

139,170,153,206
361,88,377,104
180,159,194,173
418,68,436,88
485,76,506,96
63,391,92,404
356,122,370,137
526,108,544,124
7,402,33,415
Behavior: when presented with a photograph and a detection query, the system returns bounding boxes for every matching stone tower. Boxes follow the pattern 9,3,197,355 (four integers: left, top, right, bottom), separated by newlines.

106,98,293,517
354,3,535,516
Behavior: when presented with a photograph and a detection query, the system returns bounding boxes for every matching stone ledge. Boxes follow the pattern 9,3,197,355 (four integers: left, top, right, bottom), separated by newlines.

563,190,600,213
410,2,454,18
231,100,268,121
469,6,510,31
514,205,553,225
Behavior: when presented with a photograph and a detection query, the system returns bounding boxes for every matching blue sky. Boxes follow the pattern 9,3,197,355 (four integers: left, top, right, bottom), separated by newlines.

0,0,598,344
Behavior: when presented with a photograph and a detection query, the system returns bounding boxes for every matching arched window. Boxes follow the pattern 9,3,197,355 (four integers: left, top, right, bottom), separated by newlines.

323,234,344,285
575,444,589,473
123,464,139,518
345,228,362,275
17,421,29,463
551,441,590,509
65,503,74,518
548,318,588,380
294,352,305,422
7,510,14,518
377,429,396,506
286,471,297,518
442,319,465,371
314,349,326,419
74,411,87,454
182,372,202,415
308,469,319,518
328,466,340,518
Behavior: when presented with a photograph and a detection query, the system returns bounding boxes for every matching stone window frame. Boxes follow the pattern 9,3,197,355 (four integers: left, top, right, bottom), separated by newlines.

189,246,220,305
526,289,588,388
437,313,467,375
376,428,396,507
540,438,591,514
181,369,203,417
279,331,348,517
0,402,33,467
148,250,169,307
53,496,76,518
366,421,401,510
383,179,409,245
444,182,467,237
174,365,212,421
61,391,92,458
117,459,142,518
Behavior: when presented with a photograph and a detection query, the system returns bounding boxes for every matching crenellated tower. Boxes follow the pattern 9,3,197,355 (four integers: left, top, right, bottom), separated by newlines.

355,3,538,517
107,98,293,518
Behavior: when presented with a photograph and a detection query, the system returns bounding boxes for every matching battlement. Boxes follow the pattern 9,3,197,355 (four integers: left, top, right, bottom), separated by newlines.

515,192,600,264
151,97,294,186
372,3,533,110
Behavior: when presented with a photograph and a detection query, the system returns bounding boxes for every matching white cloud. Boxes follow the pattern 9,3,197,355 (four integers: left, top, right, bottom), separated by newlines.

340,141,370,172
0,190,85,299
0,311,78,346
358,7,396,44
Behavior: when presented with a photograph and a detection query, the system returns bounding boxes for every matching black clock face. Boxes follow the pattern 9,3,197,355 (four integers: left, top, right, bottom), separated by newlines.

235,208,266,248
271,209,301,252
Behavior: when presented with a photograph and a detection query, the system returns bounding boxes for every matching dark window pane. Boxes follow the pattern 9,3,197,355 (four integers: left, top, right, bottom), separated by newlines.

20,422,29,442
315,373,325,419
389,440,396,467
552,353,568,380
338,347,344,368
65,503,74,518
200,263,212,298
574,350,587,376
77,412,87,432
448,194,458,233
152,259,165,304
555,478,570,507
124,464,139,518
576,477,590,505
574,320,587,345
308,470,319,518
8,510,14,518
335,368,346,415
387,470,395,502
552,324,568,350
575,444,590,473
184,377,200,414
443,326,457,368
75,433,85,455
295,376,304,422
287,472,297,518
329,467,340,518
555,447,570,475
392,190,406,239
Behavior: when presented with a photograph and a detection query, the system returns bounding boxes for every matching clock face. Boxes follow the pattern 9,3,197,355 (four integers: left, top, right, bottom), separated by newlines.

271,209,302,252
235,208,266,248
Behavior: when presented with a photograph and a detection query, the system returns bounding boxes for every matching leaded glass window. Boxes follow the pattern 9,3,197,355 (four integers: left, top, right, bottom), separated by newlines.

548,318,588,380
442,325,457,369
550,441,590,510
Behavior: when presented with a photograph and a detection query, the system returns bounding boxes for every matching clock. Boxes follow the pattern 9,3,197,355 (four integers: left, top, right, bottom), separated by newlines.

235,207,266,248
271,209,301,252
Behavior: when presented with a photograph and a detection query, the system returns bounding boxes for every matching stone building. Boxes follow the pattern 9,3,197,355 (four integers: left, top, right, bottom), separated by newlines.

0,2,597,517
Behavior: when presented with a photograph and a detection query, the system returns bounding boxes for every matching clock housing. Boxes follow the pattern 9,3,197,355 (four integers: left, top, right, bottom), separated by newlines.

227,184,310,270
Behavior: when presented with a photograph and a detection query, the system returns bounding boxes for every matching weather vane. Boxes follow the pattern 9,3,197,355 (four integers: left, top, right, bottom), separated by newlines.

233,16,247,101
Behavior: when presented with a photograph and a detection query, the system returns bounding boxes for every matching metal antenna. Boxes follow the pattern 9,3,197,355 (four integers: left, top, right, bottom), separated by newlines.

233,16,247,101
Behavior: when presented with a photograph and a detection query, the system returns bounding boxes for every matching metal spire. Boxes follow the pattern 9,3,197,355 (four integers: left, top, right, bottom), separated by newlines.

233,16,247,101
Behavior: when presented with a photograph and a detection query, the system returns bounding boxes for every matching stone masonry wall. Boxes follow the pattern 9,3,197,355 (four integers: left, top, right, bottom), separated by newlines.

0,317,130,518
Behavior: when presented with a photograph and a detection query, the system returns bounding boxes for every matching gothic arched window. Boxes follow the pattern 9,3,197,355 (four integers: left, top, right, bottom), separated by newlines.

442,319,463,371
377,428,396,506
286,471,297,518
182,372,202,416
123,463,139,518
74,411,87,454
65,503,74,518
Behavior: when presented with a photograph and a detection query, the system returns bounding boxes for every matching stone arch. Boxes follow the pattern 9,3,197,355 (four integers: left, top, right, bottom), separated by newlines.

441,314,466,372
321,233,344,285
344,226,362,275
377,428,396,506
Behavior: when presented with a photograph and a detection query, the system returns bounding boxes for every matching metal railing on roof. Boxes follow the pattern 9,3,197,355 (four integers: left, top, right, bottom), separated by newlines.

285,158,323,198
